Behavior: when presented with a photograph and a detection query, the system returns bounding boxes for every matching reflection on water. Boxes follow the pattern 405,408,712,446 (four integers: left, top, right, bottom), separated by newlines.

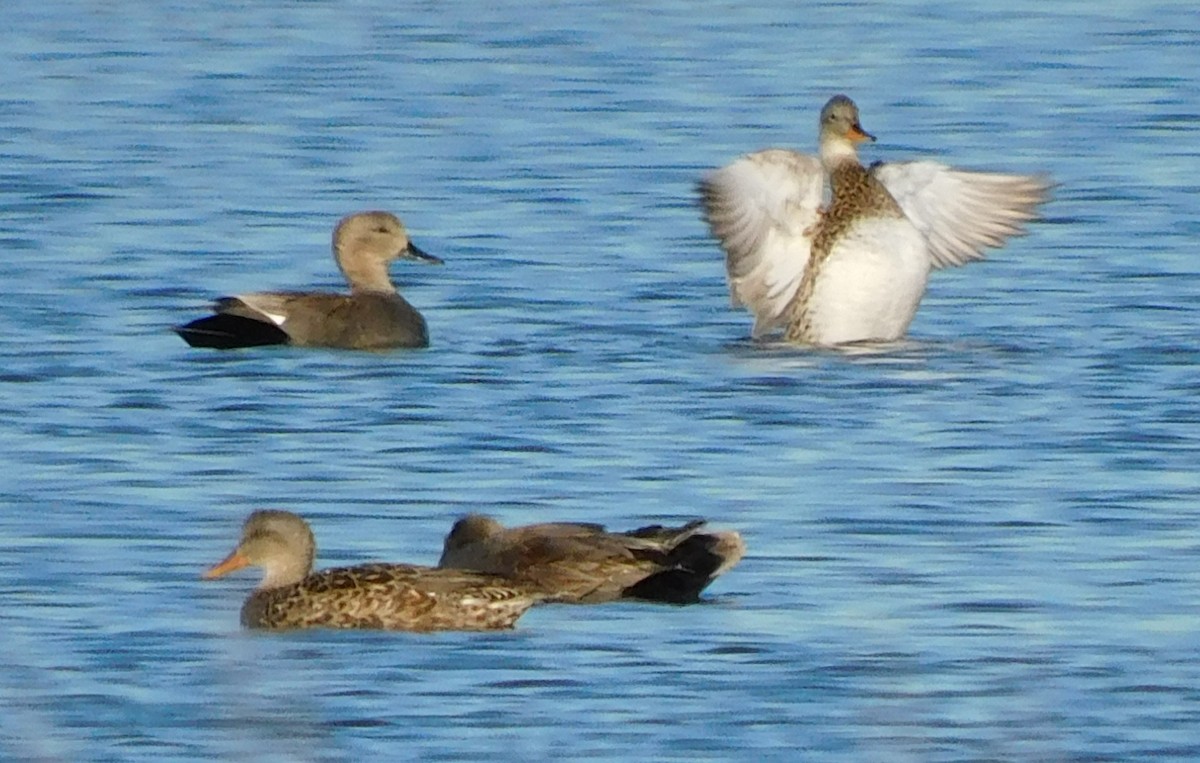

2,1,1199,761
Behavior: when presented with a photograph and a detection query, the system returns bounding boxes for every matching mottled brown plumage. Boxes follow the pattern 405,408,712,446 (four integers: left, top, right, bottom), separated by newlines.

204,510,544,631
438,514,746,604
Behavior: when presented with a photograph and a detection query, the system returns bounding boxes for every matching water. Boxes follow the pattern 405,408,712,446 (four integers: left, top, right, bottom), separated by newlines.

2,0,1199,760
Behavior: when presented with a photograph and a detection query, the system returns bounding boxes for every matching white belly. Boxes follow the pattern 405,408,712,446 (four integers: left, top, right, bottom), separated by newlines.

805,217,931,345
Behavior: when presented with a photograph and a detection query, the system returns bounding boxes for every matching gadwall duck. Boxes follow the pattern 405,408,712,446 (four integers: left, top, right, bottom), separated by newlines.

438,514,746,604
699,94,1051,346
176,211,441,350
203,510,545,631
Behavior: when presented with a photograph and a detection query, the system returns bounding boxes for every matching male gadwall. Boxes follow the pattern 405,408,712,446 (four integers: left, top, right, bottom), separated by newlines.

699,94,1051,346
438,514,746,604
176,211,441,350
203,510,545,631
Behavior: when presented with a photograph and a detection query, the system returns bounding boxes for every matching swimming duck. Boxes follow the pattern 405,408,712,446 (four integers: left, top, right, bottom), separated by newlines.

699,94,1051,345
438,514,746,604
203,510,545,631
176,211,441,350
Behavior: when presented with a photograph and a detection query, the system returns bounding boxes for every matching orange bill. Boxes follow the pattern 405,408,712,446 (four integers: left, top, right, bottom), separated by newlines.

847,124,876,143
202,549,251,579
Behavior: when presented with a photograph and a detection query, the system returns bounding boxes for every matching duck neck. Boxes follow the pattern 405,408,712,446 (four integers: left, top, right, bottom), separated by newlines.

819,137,861,174
336,247,396,294
257,550,313,591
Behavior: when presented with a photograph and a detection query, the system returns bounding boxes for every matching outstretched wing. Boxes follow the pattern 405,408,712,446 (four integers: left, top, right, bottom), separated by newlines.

698,149,824,337
872,160,1051,269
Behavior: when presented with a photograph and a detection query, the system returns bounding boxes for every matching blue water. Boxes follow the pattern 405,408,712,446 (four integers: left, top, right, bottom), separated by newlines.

3,1,1199,760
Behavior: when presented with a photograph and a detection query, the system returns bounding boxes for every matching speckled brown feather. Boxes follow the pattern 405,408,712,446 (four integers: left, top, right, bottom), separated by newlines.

240,562,543,631
784,163,905,343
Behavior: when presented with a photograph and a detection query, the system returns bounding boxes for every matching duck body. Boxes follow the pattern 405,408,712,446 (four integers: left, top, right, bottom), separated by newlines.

801,216,928,344
699,95,1050,346
180,291,429,350
239,562,538,631
438,515,746,605
791,162,930,344
176,211,440,351
204,510,542,632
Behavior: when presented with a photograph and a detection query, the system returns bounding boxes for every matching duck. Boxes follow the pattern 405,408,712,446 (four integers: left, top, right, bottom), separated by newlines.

202,510,546,631
698,94,1051,346
175,211,441,350
438,514,746,604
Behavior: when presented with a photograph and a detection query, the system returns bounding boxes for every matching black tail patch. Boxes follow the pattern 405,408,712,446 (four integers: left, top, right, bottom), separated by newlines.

622,534,725,604
174,314,290,349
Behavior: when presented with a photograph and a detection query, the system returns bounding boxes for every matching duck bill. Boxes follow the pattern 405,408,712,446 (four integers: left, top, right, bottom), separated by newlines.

404,241,443,265
848,123,876,143
202,550,251,579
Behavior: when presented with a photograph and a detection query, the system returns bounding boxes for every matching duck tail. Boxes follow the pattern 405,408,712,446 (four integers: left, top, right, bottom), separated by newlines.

623,530,746,604
175,313,289,349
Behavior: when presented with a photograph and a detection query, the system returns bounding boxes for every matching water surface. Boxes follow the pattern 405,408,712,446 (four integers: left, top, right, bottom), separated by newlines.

2,1,1199,760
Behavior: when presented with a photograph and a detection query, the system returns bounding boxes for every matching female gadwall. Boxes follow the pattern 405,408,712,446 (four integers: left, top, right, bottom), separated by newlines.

176,211,441,350
438,514,745,604
203,510,545,631
699,94,1051,346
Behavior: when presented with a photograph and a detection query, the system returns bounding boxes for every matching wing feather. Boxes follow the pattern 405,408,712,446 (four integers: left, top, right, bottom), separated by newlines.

216,293,301,326
698,149,824,337
219,292,348,328
872,160,1051,269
